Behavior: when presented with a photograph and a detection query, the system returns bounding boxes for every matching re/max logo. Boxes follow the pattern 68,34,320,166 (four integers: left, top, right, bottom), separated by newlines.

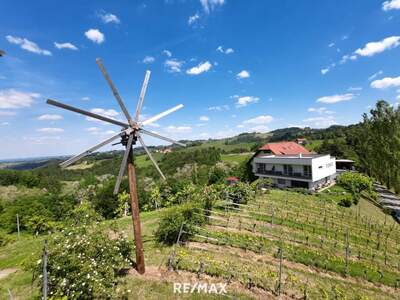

173,282,227,294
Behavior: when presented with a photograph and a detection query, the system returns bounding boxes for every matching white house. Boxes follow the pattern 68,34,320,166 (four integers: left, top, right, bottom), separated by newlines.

252,153,336,190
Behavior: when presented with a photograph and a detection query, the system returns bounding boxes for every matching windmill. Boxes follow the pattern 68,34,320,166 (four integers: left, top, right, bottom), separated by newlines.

46,58,186,274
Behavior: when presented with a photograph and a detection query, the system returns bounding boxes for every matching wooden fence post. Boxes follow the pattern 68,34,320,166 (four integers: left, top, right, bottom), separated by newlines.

42,240,48,300
345,230,350,276
276,247,283,296
16,214,20,240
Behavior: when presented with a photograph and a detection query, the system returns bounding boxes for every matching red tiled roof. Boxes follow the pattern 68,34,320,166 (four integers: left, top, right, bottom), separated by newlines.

259,142,310,155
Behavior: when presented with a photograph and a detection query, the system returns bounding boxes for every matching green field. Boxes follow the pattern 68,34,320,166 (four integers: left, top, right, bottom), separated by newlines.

1,189,398,299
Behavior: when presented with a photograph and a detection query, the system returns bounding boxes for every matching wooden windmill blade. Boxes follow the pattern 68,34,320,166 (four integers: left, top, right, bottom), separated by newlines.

96,58,133,123
47,99,129,127
113,133,135,195
139,128,186,147
137,133,166,180
135,70,151,122
60,130,128,168
140,104,184,126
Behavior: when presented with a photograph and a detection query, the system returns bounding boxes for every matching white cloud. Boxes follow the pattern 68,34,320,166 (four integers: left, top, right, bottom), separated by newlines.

316,93,355,104
164,59,184,73
6,35,51,56
1,122,9,126
165,125,192,133
85,127,115,135
0,111,16,116
383,0,400,11
370,76,400,89
84,29,105,44
308,107,334,114
186,61,212,75
355,36,400,57
200,0,225,13
86,127,101,133
303,116,337,128
142,56,155,64
38,114,63,121
81,96,90,101
216,46,234,54
321,68,330,75
86,108,119,122
340,54,357,64
348,86,362,91
243,115,273,125
236,70,250,79
37,127,64,133
234,95,259,107
99,12,120,24
368,70,383,81
328,42,335,48
54,42,78,50
0,89,39,109
23,136,61,144
199,115,209,122
208,105,229,111
162,50,172,57
188,13,200,25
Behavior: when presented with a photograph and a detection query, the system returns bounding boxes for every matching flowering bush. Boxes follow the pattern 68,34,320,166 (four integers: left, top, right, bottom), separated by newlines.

223,182,253,204
32,213,133,299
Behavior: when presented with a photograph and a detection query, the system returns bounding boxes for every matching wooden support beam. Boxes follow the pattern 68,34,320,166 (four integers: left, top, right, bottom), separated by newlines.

128,149,145,274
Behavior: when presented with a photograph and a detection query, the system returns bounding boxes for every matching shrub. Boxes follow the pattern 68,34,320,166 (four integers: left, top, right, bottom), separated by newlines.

338,195,353,207
32,219,133,298
223,182,253,204
250,178,273,191
155,203,206,245
337,172,372,193
0,231,14,247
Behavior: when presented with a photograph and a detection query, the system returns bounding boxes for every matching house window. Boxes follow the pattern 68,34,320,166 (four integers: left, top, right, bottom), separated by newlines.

277,179,286,185
256,163,266,173
303,165,311,177
283,165,293,176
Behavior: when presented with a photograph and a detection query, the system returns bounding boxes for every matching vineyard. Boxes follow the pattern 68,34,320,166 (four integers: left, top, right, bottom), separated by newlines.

168,189,400,299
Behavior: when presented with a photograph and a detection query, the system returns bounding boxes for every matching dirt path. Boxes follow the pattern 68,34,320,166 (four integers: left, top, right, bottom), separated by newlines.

0,268,17,280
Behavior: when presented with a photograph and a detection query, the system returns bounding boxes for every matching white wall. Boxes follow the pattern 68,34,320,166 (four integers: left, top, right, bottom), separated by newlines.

311,156,336,181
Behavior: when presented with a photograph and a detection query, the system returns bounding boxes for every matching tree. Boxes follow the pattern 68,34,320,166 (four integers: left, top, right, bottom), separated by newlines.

351,100,400,192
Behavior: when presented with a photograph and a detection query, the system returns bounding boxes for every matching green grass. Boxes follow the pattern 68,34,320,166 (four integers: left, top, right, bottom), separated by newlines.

134,153,163,168
221,153,252,164
304,140,323,152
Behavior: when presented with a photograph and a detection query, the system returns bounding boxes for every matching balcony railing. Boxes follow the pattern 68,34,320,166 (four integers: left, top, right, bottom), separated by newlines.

256,169,312,180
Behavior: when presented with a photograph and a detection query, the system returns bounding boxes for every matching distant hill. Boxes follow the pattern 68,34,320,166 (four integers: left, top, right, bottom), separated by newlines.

0,124,358,170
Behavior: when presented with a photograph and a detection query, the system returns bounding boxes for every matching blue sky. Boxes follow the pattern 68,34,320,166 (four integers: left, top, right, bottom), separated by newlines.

1,0,400,159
